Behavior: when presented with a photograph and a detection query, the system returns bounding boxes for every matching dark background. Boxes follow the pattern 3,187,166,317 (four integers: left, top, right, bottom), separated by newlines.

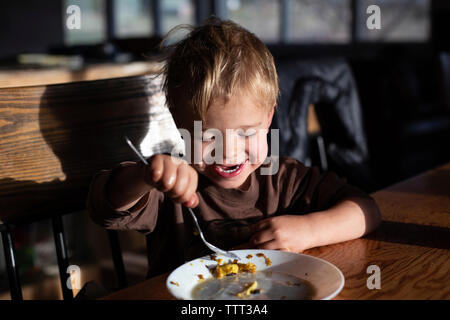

2,0,449,191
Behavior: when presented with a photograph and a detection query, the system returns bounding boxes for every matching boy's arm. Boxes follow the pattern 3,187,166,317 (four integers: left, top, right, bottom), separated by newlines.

247,196,381,252
86,161,160,231
241,159,381,252
105,161,152,211
294,196,381,249
87,155,199,231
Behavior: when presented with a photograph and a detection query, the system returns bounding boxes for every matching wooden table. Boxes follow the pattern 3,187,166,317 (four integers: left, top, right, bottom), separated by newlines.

102,163,450,300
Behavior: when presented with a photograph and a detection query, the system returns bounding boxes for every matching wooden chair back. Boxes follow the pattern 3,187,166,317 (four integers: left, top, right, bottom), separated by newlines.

0,74,164,299
0,74,162,224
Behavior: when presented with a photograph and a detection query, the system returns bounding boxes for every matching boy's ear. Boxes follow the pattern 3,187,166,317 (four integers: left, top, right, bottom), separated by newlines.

266,107,275,128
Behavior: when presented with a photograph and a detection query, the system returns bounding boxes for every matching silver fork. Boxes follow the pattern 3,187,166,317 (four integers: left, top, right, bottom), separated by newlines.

125,136,240,260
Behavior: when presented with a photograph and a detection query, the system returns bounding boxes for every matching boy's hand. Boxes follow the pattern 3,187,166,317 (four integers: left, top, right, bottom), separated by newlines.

233,215,313,253
232,199,379,253
145,154,199,208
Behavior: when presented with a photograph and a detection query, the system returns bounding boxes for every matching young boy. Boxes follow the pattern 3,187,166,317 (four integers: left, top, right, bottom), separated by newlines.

87,18,381,277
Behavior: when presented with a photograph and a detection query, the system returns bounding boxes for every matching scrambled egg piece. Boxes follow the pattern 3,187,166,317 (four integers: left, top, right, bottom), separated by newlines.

213,262,257,279
237,262,257,273
210,254,257,279
215,264,239,279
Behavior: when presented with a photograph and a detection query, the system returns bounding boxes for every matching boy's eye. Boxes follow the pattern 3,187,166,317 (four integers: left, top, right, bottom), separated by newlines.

238,129,257,137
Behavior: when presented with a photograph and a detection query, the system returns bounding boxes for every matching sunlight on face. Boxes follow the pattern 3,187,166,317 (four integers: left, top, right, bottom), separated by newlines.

191,93,274,189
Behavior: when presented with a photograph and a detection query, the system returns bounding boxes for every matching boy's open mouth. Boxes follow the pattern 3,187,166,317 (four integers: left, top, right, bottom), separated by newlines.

212,161,247,178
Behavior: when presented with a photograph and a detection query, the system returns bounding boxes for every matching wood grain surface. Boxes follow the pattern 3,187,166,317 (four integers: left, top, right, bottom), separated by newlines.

102,163,450,300
0,74,163,224
0,62,162,88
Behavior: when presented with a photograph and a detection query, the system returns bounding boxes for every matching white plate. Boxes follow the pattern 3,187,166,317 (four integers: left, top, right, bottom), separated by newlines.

166,249,344,300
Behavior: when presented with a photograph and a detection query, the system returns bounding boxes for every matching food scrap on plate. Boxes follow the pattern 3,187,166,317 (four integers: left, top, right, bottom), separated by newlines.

256,253,272,266
210,254,257,279
236,281,261,298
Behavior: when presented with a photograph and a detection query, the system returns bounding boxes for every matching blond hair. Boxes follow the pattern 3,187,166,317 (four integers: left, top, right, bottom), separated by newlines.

161,17,279,121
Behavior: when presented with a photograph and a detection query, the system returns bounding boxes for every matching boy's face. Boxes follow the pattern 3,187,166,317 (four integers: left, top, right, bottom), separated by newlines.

174,93,274,189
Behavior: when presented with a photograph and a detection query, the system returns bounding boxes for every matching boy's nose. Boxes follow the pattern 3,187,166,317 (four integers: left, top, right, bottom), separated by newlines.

222,134,246,164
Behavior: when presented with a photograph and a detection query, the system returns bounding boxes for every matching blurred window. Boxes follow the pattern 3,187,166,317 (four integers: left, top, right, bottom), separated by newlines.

226,0,280,43
287,0,351,43
115,0,154,38
61,0,430,46
161,0,195,34
64,0,106,45
356,0,430,42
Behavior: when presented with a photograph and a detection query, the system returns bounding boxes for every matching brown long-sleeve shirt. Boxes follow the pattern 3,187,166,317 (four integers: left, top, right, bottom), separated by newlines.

87,156,370,277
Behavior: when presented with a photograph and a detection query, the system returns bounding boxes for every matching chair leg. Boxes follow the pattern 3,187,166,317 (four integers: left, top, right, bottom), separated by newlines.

52,216,73,300
107,230,127,289
0,224,23,300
